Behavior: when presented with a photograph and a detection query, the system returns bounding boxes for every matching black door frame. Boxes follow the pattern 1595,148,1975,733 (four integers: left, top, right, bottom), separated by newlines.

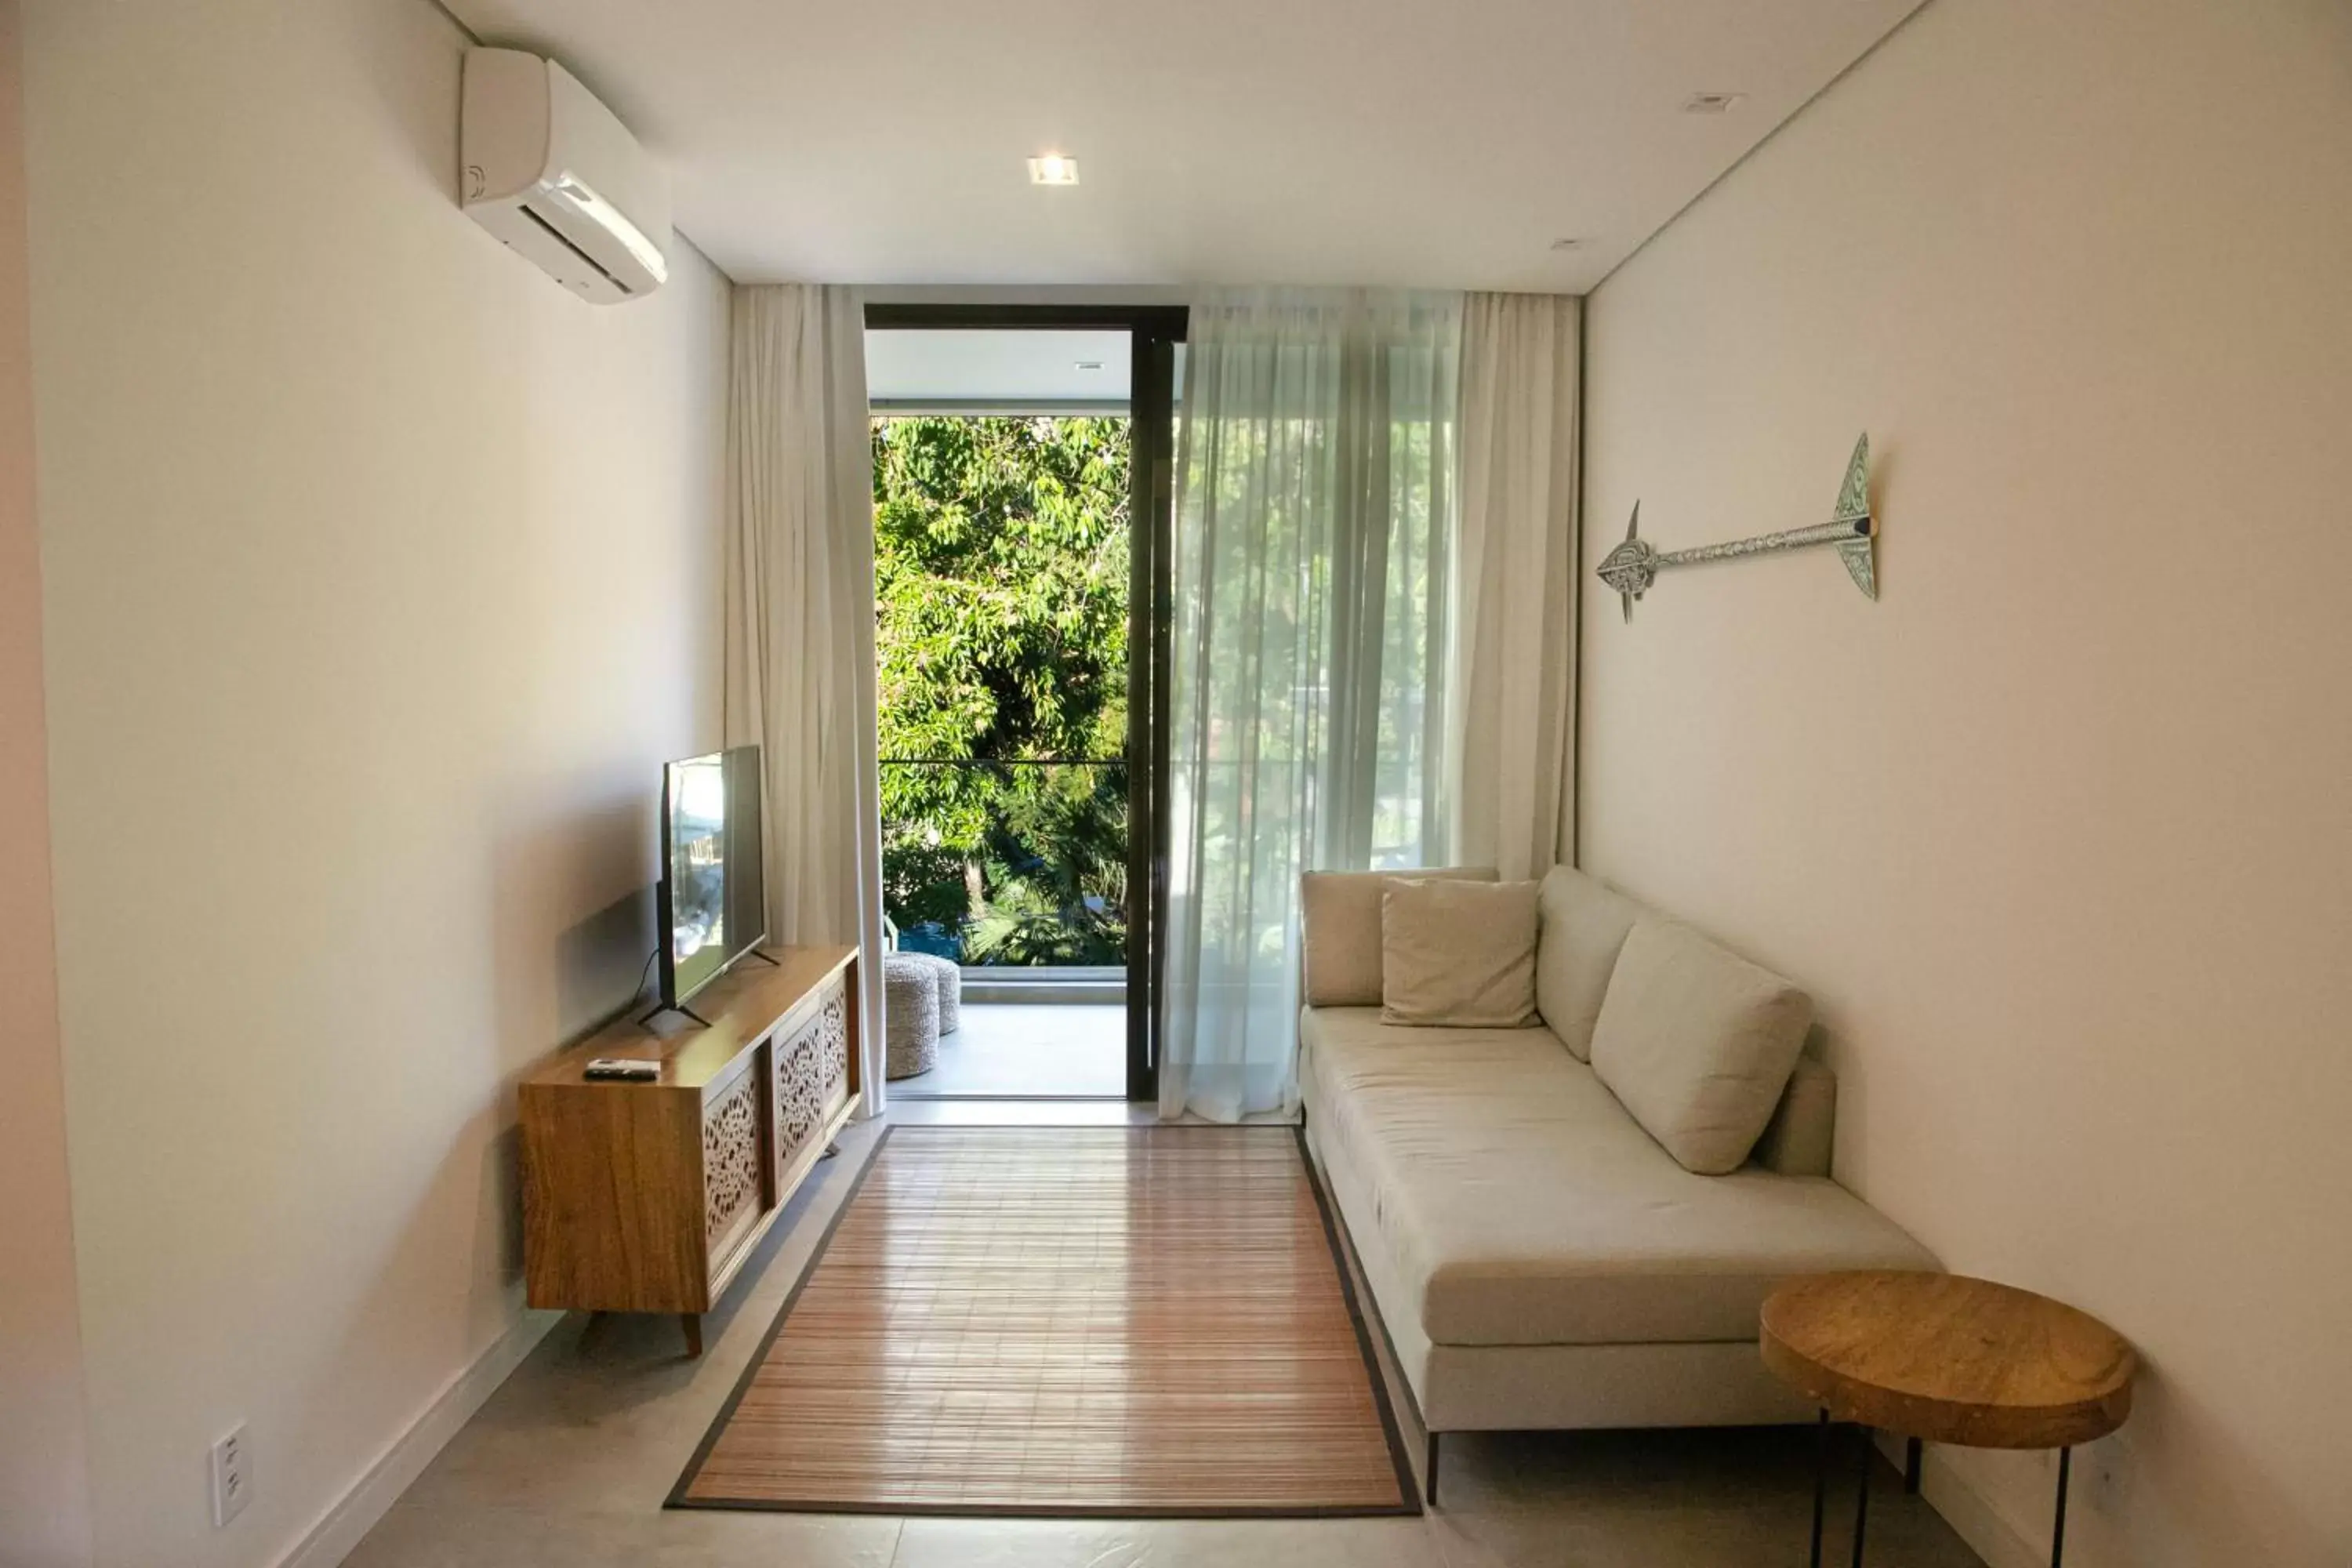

862,302,1187,1103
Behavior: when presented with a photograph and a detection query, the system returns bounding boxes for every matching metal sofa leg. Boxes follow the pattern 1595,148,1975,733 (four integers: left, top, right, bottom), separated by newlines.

1425,1430,1442,1507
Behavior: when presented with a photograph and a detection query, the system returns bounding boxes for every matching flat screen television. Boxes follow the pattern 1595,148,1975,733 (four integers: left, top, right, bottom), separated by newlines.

655,745,768,1014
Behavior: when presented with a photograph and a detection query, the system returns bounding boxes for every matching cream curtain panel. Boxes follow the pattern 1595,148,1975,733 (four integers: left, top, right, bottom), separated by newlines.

722,284,890,1116
1160,289,1463,1123
1447,292,1581,880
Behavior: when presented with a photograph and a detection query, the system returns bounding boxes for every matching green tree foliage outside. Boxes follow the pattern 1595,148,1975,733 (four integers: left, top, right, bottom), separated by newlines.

873,416,1131,965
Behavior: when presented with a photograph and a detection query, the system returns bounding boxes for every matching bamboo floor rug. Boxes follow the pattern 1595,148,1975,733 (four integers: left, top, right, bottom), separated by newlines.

670,1125,1418,1517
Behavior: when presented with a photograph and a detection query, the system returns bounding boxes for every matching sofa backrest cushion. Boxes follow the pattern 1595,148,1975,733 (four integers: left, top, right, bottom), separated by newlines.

1534,866,1644,1061
1589,916,1814,1174
1300,866,1497,1007
1380,878,1543,1028
1751,1055,1837,1178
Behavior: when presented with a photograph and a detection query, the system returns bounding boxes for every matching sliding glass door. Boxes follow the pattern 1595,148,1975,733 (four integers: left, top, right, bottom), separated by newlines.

864,304,1186,1103
1124,325,1180,1104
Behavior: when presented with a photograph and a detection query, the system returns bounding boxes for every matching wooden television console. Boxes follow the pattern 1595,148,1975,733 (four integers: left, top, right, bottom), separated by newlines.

518,945,861,1356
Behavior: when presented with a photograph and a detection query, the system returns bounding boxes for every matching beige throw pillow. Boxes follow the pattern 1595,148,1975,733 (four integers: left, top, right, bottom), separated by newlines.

1588,916,1813,1174
1380,879,1542,1028
1299,866,1499,1007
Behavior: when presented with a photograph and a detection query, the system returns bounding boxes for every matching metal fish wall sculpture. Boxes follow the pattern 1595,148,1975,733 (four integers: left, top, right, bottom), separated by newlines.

1597,434,1877,622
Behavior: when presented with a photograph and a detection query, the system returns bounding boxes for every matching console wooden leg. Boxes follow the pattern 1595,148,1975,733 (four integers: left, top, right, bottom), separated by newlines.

1904,1436,1923,1494
681,1313,703,1358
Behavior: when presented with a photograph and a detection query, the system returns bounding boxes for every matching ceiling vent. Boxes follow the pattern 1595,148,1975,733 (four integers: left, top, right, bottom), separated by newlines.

1680,92,1744,114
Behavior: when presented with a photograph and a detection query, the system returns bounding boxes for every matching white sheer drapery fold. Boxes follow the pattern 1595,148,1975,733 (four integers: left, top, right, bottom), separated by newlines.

1160,289,1462,1123
722,284,890,1116
1448,292,1582,880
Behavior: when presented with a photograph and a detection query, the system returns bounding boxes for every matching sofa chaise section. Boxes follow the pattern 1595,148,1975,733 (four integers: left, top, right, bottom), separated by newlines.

1296,866,1936,1459
1302,1004,1933,1432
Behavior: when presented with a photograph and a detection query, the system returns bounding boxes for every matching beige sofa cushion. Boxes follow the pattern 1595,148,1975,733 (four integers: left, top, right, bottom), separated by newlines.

1381,879,1541,1028
1298,1006,1933,1346
1534,866,1643,1060
1299,866,1497,1007
1589,918,1813,1175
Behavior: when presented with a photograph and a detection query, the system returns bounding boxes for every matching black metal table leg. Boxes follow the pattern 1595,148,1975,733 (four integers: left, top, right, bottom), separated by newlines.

1904,1436,1922,1494
1850,1424,1871,1568
1809,1409,1829,1568
2051,1448,2071,1566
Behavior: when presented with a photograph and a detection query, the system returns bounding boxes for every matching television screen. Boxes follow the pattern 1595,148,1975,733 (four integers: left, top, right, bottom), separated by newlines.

658,745,767,1010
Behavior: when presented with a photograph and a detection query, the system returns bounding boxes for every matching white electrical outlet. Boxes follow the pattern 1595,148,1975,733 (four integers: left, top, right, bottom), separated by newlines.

209,1424,251,1527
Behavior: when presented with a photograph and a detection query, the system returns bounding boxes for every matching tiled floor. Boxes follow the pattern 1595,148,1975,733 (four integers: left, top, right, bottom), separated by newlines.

889,1003,1127,1097
345,1107,1987,1568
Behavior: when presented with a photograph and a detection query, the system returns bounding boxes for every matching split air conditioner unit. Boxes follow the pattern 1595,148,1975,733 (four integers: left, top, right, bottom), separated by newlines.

461,48,670,303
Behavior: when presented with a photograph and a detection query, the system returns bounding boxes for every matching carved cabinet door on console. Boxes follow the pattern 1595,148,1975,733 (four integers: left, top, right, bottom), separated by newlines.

773,980,851,1196
518,946,862,1358
701,1051,771,1285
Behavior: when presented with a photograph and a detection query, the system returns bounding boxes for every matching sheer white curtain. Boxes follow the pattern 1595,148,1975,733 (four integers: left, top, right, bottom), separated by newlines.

1160,289,1462,1122
722,284,891,1116
1447,292,1582,880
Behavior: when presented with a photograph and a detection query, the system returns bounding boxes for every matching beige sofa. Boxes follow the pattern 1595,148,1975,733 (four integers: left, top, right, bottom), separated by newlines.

1298,865,1935,1501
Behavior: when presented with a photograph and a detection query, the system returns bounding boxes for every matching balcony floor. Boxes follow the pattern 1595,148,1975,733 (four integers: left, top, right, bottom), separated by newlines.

889,1001,1128,1098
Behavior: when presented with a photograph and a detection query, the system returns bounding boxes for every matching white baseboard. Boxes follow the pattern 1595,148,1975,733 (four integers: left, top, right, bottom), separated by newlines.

274,1307,563,1568
1871,1432,2045,1568
1920,1451,2048,1568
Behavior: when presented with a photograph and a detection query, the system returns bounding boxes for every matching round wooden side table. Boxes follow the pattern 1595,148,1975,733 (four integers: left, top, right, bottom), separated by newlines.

1760,1271,2135,1568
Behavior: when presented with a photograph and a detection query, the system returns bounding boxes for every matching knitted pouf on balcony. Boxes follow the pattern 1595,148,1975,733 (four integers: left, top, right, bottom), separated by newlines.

907,952,961,1034
882,954,939,1080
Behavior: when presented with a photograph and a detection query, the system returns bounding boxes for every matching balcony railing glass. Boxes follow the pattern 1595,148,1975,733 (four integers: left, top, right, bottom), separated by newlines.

880,757,1128,968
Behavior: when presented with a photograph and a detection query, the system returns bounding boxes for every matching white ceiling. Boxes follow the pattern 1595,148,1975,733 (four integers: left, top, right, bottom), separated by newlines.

446,0,1925,292
866,330,1132,407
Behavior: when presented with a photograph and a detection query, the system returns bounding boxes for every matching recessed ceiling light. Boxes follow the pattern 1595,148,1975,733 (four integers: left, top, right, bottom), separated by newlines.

1028,154,1080,186
1681,92,1744,114
1550,238,1586,252
1074,360,1105,371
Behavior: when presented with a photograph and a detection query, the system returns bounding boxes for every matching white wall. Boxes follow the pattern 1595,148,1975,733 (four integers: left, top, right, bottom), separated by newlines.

20,2,731,1563
1580,2,2351,1564
0,1,94,1562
